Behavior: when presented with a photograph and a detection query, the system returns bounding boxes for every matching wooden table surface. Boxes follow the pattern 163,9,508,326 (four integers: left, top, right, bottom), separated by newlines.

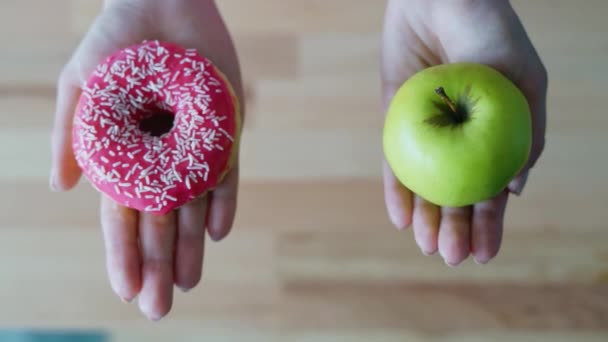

1,0,607,341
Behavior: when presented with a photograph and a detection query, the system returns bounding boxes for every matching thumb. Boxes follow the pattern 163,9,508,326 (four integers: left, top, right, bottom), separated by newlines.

50,68,83,191
508,169,529,196
508,65,548,195
382,84,414,230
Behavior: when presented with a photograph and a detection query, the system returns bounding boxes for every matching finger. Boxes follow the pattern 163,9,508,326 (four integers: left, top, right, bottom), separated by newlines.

471,190,509,264
50,4,154,191
175,197,208,291
50,68,82,191
380,0,428,231
207,167,238,242
100,195,141,302
412,196,440,255
509,63,547,195
138,211,176,321
383,161,413,230
438,206,472,266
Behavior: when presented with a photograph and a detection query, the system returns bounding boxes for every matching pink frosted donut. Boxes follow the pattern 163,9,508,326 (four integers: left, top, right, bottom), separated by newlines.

72,40,240,215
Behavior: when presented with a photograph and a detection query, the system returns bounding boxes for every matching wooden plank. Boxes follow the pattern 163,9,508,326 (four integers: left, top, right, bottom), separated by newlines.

0,181,606,232
278,282,608,332
277,230,608,284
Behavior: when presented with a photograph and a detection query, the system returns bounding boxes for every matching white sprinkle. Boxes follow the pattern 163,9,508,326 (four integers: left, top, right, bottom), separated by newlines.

126,164,139,182
163,184,176,191
140,165,154,178
170,70,181,84
219,128,234,141
172,164,182,182
159,54,169,66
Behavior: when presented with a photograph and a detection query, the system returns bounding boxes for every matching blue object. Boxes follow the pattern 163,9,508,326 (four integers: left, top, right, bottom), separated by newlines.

0,330,108,342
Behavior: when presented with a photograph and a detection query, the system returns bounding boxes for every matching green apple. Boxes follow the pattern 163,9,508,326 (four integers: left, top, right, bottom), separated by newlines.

383,62,532,207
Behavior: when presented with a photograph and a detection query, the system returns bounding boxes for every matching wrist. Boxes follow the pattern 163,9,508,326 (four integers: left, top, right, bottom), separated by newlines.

104,0,217,16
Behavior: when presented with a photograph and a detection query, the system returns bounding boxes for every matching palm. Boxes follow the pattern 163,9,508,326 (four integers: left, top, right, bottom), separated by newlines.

381,0,547,265
50,1,243,320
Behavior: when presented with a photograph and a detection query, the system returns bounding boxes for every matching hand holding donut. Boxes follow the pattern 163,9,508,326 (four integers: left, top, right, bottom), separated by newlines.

50,0,243,320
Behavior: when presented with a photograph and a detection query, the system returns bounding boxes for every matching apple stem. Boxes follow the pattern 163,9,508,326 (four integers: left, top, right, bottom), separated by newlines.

435,87,458,113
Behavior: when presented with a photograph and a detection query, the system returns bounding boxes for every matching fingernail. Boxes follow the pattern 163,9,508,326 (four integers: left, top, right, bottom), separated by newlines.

509,171,529,196
474,258,488,265
388,211,410,231
49,171,58,191
421,249,435,256
444,260,458,268
147,313,163,322
120,296,133,303
177,286,190,293
209,231,228,242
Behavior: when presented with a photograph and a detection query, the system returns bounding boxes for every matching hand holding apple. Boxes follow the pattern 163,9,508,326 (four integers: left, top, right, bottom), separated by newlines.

381,0,547,265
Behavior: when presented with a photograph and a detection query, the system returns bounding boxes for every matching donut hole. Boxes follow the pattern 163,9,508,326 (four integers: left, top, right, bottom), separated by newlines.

138,110,175,137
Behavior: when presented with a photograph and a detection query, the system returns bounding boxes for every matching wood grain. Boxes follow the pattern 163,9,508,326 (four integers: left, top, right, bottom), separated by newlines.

0,0,607,341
